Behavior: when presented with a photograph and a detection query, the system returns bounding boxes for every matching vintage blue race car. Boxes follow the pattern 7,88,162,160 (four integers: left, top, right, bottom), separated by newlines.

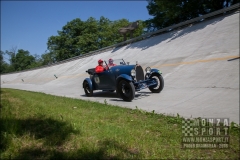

83,59,164,101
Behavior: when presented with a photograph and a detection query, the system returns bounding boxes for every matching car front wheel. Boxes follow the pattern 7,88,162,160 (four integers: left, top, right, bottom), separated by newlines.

83,81,93,97
117,80,135,102
148,73,164,93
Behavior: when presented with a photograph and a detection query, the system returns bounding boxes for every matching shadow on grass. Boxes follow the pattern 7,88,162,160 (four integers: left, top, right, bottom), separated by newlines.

0,115,80,152
1,115,141,159
15,139,141,160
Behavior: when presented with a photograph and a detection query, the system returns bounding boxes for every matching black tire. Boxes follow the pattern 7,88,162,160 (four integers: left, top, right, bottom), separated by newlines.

83,81,93,97
148,73,164,93
102,90,115,92
117,80,135,102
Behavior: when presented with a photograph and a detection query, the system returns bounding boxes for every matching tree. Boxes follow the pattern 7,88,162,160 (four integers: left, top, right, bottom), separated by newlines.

205,0,240,11
13,49,35,71
27,54,43,69
0,51,10,74
41,51,57,65
5,46,17,66
47,16,146,62
1,48,41,73
97,16,112,48
3,46,18,73
145,0,240,31
48,18,87,61
77,17,99,54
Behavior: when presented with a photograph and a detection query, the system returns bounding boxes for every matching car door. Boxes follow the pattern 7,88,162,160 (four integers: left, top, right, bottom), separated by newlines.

95,70,116,90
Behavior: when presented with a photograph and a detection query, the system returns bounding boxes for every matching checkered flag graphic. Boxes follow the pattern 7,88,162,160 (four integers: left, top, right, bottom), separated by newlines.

182,119,193,136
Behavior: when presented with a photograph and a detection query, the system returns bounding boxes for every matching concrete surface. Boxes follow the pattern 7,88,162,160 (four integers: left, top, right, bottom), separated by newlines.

1,11,239,123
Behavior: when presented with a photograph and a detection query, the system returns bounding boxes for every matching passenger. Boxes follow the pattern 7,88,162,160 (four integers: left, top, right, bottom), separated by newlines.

108,58,116,68
95,59,106,73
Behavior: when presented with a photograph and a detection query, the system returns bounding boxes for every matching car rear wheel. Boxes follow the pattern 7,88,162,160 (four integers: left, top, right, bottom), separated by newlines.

118,80,135,102
148,73,164,93
83,81,93,97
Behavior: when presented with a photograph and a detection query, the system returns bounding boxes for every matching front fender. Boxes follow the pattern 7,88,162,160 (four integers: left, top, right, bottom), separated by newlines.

145,69,162,79
83,78,93,91
116,74,133,84
151,69,162,75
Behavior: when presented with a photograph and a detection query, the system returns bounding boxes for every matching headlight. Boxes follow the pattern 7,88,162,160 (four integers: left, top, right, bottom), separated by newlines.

145,67,151,73
131,69,136,77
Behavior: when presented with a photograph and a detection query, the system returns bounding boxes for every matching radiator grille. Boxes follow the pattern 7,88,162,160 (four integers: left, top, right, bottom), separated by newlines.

135,65,144,82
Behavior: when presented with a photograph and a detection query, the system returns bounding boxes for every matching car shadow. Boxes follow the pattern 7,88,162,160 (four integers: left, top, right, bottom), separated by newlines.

109,92,152,102
93,91,119,98
109,99,125,102
137,91,154,94
134,92,151,100
80,91,118,98
80,91,119,99
81,91,152,102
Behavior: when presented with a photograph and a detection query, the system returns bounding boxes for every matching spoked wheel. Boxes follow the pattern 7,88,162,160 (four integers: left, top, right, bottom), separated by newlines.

83,81,93,97
117,80,135,102
148,73,164,93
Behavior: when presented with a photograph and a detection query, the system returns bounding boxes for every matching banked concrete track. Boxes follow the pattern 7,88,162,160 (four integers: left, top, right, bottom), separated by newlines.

1,11,239,123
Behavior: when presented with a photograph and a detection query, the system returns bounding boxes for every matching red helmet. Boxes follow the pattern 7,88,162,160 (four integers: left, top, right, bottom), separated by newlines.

109,58,113,62
98,59,103,64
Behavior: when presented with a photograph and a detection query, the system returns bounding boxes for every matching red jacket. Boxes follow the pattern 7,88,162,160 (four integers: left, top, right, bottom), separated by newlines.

95,65,105,73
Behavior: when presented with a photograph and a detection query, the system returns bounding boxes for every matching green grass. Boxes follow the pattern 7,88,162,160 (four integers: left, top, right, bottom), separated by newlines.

0,88,239,159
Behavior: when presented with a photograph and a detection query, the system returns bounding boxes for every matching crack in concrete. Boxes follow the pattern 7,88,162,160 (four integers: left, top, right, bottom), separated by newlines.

166,86,238,90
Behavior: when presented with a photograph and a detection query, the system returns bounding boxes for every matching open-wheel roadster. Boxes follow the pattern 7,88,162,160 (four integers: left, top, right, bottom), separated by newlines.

83,59,164,101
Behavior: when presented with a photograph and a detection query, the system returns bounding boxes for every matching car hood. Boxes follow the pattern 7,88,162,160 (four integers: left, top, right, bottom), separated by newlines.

110,65,144,81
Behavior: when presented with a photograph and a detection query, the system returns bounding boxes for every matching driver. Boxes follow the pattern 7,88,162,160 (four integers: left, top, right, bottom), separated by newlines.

95,59,106,73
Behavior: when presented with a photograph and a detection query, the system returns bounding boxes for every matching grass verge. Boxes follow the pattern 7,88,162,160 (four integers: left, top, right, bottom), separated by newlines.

0,88,239,159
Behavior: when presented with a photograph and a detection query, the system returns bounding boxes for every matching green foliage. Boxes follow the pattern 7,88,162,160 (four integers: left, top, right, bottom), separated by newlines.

12,49,35,71
47,16,146,61
41,52,57,65
98,16,113,48
0,49,42,73
0,51,10,74
145,0,240,31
